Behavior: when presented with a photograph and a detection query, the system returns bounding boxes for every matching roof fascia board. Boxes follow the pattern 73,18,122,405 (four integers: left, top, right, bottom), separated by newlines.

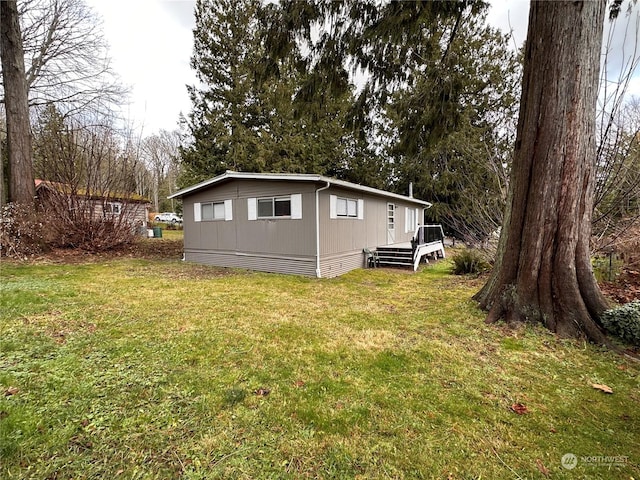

169,171,430,206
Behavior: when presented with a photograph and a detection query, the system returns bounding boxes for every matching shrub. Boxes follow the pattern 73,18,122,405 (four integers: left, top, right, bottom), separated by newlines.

452,248,491,275
601,300,640,346
47,215,139,252
0,201,141,258
0,203,47,258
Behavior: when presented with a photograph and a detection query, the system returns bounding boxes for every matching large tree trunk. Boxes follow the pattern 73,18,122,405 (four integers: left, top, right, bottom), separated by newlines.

1,0,35,206
474,1,610,344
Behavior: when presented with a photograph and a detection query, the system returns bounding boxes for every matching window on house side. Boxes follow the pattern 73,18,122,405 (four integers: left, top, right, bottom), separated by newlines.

258,197,291,218
105,202,121,215
337,197,358,217
201,201,225,221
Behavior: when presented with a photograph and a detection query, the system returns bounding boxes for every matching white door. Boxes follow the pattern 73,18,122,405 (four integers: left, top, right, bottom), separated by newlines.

387,203,396,244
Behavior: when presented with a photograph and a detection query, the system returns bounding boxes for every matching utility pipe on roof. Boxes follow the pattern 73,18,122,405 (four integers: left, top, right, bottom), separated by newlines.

315,181,331,278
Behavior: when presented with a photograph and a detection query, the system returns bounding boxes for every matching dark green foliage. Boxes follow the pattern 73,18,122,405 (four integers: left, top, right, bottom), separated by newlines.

272,1,519,242
180,0,377,187
452,249,491,275
601,301,640,346
182,0,520,233
387,13,520,243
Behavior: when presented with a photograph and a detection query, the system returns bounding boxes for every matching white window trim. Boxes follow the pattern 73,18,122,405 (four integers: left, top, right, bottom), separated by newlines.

248,198,257,220
291,194,302,219
224,199,233,221
406,207,419,233
105,202,122,216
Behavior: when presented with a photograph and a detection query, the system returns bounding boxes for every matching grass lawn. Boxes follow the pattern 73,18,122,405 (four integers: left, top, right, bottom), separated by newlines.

1,255,638,479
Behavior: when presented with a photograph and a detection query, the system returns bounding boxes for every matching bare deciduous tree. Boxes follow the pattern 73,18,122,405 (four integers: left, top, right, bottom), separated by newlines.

142,130,180,212
33,106,146,251
4,0,127,116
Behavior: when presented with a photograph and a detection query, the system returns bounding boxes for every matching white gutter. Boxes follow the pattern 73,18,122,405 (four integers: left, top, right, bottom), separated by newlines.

315,181,331,278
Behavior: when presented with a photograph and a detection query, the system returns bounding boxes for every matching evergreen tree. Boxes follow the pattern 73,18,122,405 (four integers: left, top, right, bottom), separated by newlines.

387,13,520,241
180,0,264,184
181,0,367,186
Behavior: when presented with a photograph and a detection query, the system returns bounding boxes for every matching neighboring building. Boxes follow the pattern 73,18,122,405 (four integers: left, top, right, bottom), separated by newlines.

170,171,444,278
35,179,150,232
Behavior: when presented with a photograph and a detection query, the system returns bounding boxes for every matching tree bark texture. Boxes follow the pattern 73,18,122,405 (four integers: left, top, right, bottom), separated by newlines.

1,0,35,205
474,1,610,343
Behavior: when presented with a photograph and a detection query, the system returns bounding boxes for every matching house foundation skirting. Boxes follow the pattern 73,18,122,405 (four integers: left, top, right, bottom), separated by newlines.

184,249,317,277
318,250,366,278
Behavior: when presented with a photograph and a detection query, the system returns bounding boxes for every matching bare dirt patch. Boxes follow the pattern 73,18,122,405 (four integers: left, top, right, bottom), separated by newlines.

7,238,184,265
600,268,640,304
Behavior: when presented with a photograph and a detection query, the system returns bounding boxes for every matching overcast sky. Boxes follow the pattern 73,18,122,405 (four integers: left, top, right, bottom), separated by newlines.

86,0,639,136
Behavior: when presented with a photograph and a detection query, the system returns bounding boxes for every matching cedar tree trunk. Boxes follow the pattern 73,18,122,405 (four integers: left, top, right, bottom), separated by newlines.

1,0,35,206
474,1,610,344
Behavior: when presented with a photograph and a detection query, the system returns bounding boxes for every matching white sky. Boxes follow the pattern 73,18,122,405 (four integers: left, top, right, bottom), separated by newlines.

87,0,639,136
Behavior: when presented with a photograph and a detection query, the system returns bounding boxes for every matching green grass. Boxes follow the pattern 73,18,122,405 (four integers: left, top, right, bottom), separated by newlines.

153,227,184,240
1,258,638,479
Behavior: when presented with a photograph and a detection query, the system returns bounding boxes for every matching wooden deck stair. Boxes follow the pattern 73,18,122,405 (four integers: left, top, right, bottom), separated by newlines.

373,225,447,271
376,245,414,268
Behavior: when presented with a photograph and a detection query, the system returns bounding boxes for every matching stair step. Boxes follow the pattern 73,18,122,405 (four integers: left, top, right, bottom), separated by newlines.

378,256,412,260
378,260,414,267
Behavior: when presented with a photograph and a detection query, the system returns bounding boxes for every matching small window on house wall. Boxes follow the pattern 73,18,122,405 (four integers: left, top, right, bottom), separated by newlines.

330,195,364,220
194,200,232,222
105,202,121,215
248,194,301,220
201,201,225,221
337,197,358,217
257,197,291,218
406,207,418,233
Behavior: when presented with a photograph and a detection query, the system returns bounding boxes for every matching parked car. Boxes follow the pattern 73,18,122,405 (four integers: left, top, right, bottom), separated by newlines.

154,212,182,223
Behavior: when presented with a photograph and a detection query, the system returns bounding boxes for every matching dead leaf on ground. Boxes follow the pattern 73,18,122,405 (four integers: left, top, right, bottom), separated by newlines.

293,380,305,388
4,386,19,396
254,387,271,397
592,383,613,394
536,458,550,477
510,403,528,414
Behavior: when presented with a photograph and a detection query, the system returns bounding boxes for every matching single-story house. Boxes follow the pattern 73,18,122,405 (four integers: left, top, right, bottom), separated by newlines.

170,171,445,278
35,179,150,232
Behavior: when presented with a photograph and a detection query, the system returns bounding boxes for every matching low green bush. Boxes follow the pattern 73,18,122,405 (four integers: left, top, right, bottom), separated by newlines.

452,248,491,275
601,300,640,346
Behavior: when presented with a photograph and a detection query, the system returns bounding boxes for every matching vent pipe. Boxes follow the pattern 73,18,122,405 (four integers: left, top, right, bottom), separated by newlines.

409,182,413,198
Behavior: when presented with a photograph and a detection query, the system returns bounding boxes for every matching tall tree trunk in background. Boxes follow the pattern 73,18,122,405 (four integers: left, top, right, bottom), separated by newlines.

1,0,35,206
474,1,610,344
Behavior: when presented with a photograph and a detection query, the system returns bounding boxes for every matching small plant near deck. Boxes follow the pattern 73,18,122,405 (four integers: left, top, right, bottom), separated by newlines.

452,248,491,275
601,300,640,346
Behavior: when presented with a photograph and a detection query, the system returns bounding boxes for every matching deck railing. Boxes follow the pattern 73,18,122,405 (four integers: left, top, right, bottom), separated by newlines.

412,224,444,248
411,224,446,269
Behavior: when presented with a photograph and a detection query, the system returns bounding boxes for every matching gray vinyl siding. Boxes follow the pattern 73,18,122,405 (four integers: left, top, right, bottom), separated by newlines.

318,187,419,254
319,251,367,278
317,187,422,277
181,177,426,278
182,180,317,276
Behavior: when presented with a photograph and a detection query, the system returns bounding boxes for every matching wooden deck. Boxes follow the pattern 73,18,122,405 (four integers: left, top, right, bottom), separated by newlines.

367,225,446,271
374,239,445,271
